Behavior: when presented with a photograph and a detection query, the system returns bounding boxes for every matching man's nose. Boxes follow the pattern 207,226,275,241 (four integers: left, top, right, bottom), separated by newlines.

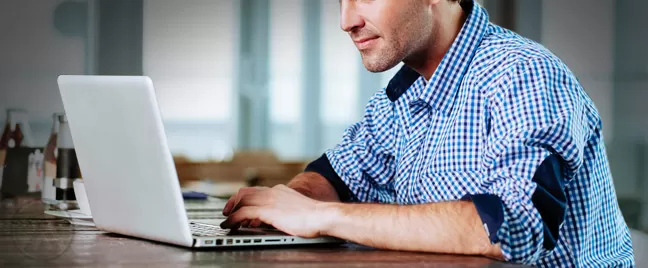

340,1,364,32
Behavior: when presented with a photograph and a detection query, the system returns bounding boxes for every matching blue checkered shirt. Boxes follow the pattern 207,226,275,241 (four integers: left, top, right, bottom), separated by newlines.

316,2,635,267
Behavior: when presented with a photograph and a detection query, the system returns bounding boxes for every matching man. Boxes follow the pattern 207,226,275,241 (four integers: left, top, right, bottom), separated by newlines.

221,0,635,266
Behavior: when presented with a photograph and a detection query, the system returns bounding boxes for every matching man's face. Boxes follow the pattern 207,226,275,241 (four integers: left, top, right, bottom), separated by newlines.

341,0,435,72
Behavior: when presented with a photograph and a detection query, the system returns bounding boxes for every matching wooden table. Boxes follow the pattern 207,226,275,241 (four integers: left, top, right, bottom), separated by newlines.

0,197,643,267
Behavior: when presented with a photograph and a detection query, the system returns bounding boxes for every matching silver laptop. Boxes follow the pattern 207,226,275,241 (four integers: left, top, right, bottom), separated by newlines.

56,75,341,248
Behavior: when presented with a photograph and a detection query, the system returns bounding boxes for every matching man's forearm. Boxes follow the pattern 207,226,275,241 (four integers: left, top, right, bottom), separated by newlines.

319,201,504,259
287,172,340,202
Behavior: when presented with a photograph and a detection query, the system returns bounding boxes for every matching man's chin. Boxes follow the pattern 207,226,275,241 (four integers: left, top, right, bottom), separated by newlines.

361,58,399,73
360,50,401,73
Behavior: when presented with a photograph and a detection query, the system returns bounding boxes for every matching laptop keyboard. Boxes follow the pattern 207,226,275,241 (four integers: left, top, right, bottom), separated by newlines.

190,222,229,237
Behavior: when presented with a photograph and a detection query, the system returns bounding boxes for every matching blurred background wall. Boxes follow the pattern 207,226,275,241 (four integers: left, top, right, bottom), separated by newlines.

0,0,646,231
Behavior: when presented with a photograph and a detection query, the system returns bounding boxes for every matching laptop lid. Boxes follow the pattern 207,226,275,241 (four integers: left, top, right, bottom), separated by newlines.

57,75,193,247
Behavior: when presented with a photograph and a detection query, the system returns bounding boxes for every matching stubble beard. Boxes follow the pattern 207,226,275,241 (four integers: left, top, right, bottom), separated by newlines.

359,37,405,73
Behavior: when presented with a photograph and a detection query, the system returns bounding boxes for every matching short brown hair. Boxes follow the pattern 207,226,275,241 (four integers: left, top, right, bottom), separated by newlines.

450,0,473,11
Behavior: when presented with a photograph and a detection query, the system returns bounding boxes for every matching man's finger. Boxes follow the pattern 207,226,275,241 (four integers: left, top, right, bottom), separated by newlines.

223,188,252,215
229,190,270,214
248,219,263,228
223,187,259,215
220,206,266,229
222,196,236,216
241,220,250,229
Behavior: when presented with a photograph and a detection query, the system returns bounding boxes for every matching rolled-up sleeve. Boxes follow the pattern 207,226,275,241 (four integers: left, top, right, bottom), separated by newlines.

307,92,398,203
470,58,597,264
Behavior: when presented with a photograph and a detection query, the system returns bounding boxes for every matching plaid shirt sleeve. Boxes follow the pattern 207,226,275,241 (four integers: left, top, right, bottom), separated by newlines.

478,57,597,263
323,92,398,203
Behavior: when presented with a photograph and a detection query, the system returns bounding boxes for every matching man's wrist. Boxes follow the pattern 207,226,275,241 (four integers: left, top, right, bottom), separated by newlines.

316,201,344,237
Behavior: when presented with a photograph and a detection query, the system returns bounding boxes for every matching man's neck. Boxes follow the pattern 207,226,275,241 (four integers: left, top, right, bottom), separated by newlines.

404,5,468,80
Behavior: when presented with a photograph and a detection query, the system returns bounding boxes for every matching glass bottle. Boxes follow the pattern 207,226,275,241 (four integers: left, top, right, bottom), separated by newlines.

42,113,62,208
0,109,34,148
0,109,35,196
53,114,81,210
1,109,25,149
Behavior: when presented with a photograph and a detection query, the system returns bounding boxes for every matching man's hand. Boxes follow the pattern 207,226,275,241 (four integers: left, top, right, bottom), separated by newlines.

221,185,331,238
221,185,503,261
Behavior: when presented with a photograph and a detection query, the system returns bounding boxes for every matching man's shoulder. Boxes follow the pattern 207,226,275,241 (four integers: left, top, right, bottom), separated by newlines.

477,24,560,64
468,24,577,91
469,25,602,128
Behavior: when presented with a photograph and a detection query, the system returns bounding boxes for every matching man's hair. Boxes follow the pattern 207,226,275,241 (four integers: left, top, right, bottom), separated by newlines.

450,0,473,11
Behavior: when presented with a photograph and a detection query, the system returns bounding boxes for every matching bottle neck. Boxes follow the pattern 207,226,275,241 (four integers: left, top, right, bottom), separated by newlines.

51,114,61,134
57,120,74,149
6,110,20,131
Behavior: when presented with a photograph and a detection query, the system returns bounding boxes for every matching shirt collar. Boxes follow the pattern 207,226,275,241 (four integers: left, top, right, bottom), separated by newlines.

385,2,489,114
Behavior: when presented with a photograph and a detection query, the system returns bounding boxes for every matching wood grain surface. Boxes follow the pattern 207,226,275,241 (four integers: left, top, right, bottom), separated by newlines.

6,197,630,267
